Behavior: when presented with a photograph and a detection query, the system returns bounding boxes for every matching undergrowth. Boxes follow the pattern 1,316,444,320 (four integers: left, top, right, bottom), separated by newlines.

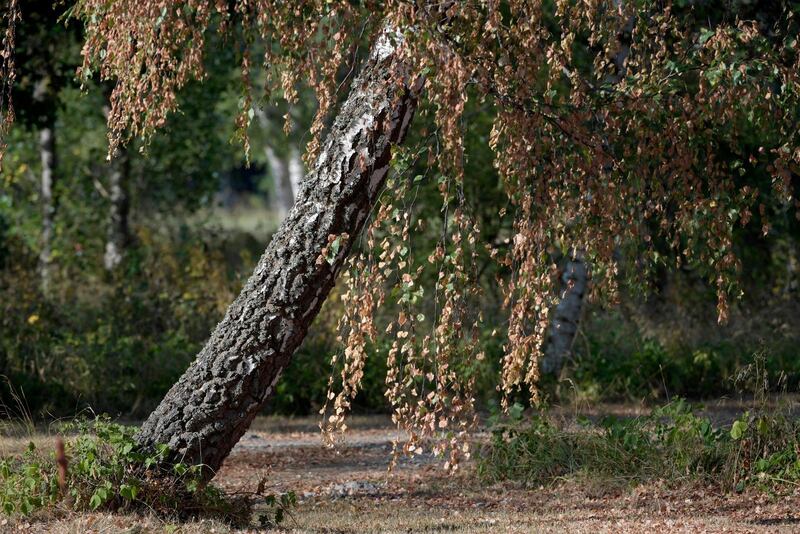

0,417,295,526
480,356,800,491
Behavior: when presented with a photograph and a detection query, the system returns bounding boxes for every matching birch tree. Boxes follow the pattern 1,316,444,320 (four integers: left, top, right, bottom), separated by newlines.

1,1,797,478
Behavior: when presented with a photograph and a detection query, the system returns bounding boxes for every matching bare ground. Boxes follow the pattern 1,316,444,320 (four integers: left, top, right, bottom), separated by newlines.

4,408,800,533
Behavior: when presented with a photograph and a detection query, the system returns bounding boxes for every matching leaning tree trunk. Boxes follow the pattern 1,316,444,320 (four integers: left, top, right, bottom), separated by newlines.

136,26,422,478
38,121,56,295
103,147,131,271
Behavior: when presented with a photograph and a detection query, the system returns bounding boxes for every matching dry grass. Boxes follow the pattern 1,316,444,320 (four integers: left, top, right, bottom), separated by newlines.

3,512,232,533
5,482,800,533
1,413,799,533
0,416,70,458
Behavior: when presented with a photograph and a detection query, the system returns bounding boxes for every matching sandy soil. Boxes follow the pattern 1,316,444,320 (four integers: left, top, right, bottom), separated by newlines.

218,415,800,533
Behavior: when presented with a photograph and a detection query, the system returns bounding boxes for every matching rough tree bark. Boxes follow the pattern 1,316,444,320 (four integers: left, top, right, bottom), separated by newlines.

103,147,131,271
135,26,422,478
38,120,56,294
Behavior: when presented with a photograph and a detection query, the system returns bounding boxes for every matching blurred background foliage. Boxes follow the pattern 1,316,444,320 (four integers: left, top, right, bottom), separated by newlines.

0,2,798,420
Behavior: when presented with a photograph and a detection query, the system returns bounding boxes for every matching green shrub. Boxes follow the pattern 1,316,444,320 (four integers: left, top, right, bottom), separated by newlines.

478,398,800,491
0,418,295,525
0,226,252,418
0,419,213,516
553,310,800,403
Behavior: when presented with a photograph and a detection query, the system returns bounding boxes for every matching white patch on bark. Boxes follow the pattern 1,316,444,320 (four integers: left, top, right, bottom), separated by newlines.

371,24,403,62
104,242,123,270
306,210,320,227
39,126,56,294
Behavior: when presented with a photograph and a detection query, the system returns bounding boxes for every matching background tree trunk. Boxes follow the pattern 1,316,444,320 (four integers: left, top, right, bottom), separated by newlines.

287,146,303,201
258,108,304,217
541,254,588,374
540,16,632,375
38,121,56,294
135,27,422,478
103,147,131,271
264,145,295,218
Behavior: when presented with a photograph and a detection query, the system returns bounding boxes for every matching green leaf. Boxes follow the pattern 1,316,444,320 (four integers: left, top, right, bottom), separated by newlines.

120,483,138,501
325,236,342,265
699,28,715,45
89,492,103,510
508,403,524,421
730,420,747,440
756,418,770,436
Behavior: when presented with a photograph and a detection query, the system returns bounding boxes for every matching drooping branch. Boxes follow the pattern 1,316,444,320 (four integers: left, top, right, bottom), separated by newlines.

0,0,18,165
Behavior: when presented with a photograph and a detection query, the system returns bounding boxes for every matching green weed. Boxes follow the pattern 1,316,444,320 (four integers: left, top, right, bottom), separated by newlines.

0,417,295,525
479,397,800,491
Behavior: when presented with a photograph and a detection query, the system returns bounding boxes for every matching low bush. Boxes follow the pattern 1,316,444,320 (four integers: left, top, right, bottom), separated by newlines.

0,225,251,418
479,396,800,491
0,418,295,525
544,308,800,403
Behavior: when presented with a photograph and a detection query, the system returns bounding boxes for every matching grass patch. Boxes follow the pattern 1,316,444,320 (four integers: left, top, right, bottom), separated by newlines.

478,397,800,491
